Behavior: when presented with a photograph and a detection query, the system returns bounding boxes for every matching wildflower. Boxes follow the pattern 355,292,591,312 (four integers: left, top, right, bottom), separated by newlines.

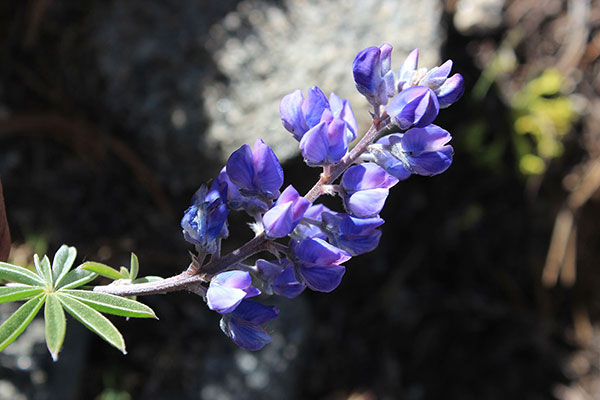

280,87,357,165
340,163,398,217
181,180,229,254
292,238,351,292
370,125,453,176
263,185,311,238
220,299,279,351
226,138,283,200
292,203,332,241
217,167,270,214
386,86,439,130
353,43,395,107
256,259,305,299
396,48,464,108
320,212,384,256
206,270,260,314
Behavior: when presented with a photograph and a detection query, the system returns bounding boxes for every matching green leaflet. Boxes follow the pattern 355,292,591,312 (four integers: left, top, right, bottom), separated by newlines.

0,262,44,286
34,254,53,287
57,268,98,290
0,293,46,351
57,293,126,354
44,294,66,361
129,253,139,281
80,262,125,281
51,245,77,288
0,286,44,303
59,290,157,319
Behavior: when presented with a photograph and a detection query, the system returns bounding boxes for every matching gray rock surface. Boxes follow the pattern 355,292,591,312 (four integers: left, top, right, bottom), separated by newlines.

91,0,443,174
203,0,444,162
454,0,506,35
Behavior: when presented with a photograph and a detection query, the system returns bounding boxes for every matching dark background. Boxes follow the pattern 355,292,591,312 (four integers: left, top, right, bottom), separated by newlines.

1,0,599,399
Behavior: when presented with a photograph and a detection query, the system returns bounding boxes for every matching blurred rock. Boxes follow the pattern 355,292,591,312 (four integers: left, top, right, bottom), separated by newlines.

454,0,505,35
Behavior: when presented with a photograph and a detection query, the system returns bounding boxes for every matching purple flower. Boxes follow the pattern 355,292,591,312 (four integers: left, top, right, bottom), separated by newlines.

256,259,306,299
206,270,260,314
320,212,384,256
298,111,348,166
396,48,464,108
280,86,329,141
226,138,283,200
371,125,453,176
280,87,357,166
263,185,311,238
181,179,229,254
396,48,420,91
217,167,269,215
340,163,398,218
367,136,412,180
386,86,439,130
291,204,332,241
353,43,395,107
220,299,279,351
292,238,351,292
436,73,465,109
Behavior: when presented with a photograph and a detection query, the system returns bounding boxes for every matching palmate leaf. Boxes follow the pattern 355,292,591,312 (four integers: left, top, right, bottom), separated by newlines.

0,286,44,303
44,294,66,361
0,293,46,351
0,245,161,358
59,290,157,319
80,262,125,281
57,293,126,354
0,262,45,286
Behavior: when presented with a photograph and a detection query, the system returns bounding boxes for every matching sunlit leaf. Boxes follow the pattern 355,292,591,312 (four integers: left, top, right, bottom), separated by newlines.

0,262,44,286
0,286,43,303
34,254,52,287
129,253,139,281
0,293,46,351
44,294,66,361
52,245,77,288
132,276,164,284
80,262,125,281
57,293,126,354
57,268,98,290
59,290,157,319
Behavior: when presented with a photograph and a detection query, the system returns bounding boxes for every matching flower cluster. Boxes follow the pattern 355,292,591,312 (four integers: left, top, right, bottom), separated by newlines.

181,44,464,350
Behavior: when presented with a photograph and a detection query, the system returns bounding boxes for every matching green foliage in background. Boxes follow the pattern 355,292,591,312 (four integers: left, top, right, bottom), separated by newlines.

0,245,158,360
511,69,577,175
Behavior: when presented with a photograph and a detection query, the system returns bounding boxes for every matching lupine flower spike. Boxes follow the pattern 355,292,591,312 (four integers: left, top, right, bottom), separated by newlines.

175,43,464,351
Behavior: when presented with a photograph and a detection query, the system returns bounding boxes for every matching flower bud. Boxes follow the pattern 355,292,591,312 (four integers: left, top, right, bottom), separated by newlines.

340,163,398,217
226,138,283,200
371,125,453,177
353,43,395,107
263,185,310,238
386,86,439,130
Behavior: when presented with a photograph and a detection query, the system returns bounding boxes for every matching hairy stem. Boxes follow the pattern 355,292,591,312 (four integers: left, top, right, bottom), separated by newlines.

304,115,391,201
93,233,269,296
